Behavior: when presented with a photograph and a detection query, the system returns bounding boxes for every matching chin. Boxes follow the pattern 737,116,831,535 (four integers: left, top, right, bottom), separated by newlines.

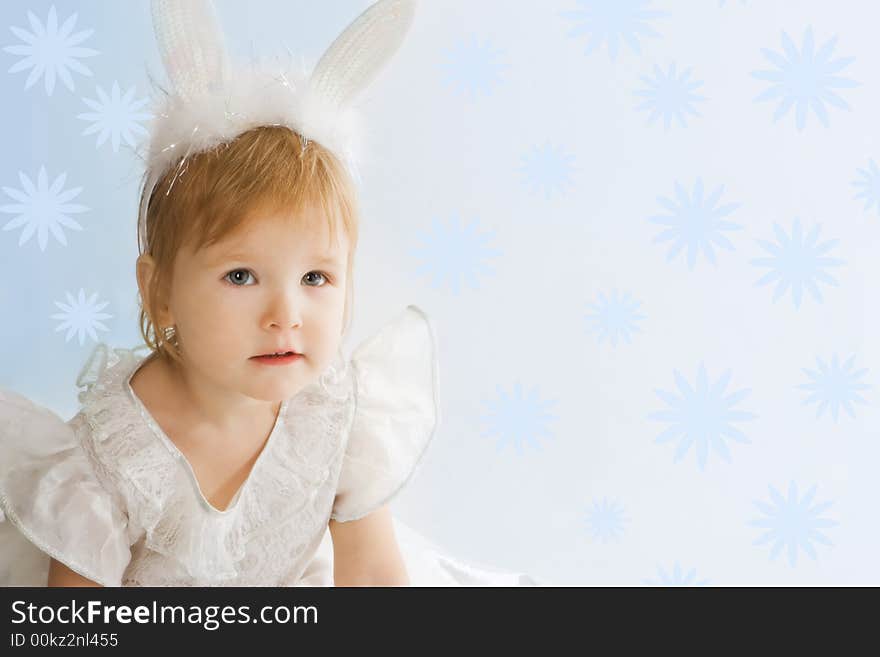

247,378,311,403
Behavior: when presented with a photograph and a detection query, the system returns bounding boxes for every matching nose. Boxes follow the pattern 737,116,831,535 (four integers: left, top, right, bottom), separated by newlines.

262,288,304,330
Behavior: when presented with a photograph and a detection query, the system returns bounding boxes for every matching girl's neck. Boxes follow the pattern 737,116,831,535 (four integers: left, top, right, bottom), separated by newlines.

147,355,280,436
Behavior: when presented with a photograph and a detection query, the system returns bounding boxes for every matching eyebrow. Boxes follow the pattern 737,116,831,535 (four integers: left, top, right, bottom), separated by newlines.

208,251,343,267
308,255,344,267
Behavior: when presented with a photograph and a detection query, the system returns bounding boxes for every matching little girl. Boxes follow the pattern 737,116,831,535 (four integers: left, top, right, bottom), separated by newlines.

0,0,539,587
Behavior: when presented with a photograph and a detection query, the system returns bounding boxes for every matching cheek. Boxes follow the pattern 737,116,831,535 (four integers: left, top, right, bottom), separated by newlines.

301,293,343,342
318,290,347,334
175,282,249,338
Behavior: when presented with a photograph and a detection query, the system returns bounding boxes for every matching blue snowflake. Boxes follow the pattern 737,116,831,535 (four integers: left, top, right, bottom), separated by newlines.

78,82,152,153
644,562,709,586
634,63,707,130
852,159,880,216
752,27,859,131
648,179,743,270
50,288,113,346
2,5,99,96
751,218,845,309
584,498,628,542
560,0,667,61
584,289,646,347
439,36,505,99
796,354,871,422
1,166,87,251
481,383,558,454
648,363,757,470
410,215,501,295
519,143,576,199
750,481,838,567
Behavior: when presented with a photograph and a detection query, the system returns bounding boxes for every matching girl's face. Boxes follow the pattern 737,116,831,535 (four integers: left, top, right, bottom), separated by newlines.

161,206,349,403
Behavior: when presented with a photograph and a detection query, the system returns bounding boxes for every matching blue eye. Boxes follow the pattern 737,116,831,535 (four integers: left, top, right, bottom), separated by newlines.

303,271,328,287
225,269,255,286
224,270,330,287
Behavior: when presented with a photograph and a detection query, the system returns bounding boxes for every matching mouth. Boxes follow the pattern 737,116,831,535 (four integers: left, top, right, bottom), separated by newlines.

252,351,301,359
250,351,304,366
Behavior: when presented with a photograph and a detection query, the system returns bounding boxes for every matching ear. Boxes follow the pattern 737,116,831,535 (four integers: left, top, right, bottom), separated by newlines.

136,254,175,327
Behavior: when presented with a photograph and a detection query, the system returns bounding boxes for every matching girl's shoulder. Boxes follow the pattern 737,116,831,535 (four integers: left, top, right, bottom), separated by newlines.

71,342,181,511
75,342,154,408
72,342,157,471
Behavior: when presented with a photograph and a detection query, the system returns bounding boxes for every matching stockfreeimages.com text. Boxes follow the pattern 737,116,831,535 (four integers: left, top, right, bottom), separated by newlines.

11,600,317,631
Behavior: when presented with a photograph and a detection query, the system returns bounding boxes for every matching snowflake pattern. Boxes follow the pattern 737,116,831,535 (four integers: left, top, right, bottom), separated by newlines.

751,218,845,308
410,215,501,295
644,563,709,586
3,5,99,96
0,0,873,588
634,63,706,130
561,0,667,61
439,36,505,99
648,179,743,270
519,143,577,199
78,82,152,153
750,482,838,567
585,498,628,542
648,363,757,470
796,354,871,422
1,166,87,251
852,159,880,216
50,289,113,346
752,27,859,131
480,383,559,454
584,289,646,347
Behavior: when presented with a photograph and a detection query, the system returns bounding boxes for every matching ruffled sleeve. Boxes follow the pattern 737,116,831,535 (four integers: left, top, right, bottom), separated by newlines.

0,387,132,586
330,305,440,522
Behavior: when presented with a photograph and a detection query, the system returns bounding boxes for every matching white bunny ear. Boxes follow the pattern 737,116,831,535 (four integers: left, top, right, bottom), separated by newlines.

310,0,416,107
150,0,230,101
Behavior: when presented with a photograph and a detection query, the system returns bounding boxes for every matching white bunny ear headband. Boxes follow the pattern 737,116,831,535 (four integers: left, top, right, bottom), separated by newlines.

137,0,416,242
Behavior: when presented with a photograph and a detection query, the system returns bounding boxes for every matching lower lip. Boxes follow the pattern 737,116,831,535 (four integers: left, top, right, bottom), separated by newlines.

250,354,303,366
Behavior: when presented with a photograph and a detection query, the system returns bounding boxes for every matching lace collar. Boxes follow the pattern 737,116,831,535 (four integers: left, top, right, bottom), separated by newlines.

121,351,289,515
75,343,355,582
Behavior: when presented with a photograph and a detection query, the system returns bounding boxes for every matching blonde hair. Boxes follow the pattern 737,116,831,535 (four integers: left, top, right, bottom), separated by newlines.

137,126,359,367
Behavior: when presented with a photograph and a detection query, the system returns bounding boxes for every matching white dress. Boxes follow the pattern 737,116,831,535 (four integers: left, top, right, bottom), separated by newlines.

0,305,540,587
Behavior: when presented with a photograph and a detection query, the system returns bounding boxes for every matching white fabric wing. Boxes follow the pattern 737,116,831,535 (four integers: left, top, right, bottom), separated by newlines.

0,389,132,586
331,305,439,522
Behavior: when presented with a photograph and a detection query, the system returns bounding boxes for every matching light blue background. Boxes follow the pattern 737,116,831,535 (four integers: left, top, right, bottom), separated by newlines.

0,0,876,585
